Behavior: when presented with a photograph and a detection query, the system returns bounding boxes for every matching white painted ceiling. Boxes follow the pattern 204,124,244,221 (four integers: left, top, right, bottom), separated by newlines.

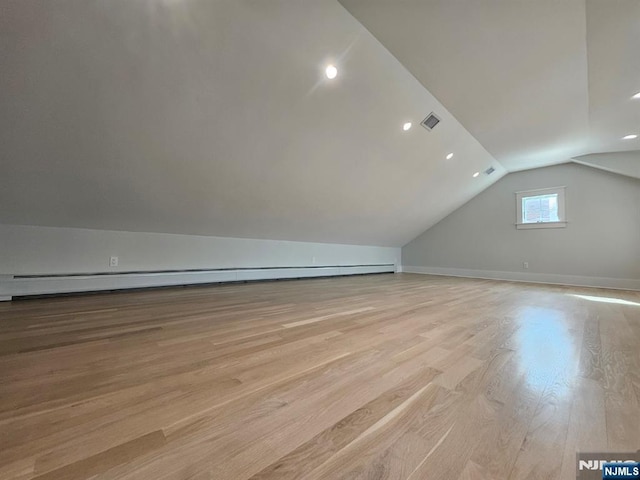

340,0,640,172
1,0,637,247
0,0,503,247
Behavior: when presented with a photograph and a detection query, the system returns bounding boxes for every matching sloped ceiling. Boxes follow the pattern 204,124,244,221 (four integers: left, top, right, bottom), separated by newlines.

2,1,637,248
0,0,503,247
339,0,640,172
573,151,640,179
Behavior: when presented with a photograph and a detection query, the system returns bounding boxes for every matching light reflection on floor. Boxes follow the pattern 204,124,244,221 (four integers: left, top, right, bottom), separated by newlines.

514,306,578,396
569,294,640,307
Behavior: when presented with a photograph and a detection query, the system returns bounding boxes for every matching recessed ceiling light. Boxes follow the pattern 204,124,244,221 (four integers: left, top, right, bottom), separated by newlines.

632,92,640,99
403,122,412,131
472,172,480,178
446,153,454,160
622,134,638,140
325,65,337,79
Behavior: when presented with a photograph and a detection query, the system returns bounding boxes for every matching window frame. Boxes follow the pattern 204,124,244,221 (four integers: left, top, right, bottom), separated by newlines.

515,186,567,230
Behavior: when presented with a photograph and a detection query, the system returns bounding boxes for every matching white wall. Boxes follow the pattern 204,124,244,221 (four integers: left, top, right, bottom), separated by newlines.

0,224,400,276
402,163,640,290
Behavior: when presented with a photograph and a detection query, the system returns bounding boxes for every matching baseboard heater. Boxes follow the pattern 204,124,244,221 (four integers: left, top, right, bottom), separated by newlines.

0,264,396,300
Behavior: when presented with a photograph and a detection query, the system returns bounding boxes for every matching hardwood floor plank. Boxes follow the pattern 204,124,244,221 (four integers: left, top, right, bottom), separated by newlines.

249,369,437,480
0,273,638,480
32,431,166,480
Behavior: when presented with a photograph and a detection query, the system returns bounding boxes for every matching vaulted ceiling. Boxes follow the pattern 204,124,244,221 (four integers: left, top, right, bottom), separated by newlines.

340,0,640,174
0,0,502,247
1,1,637,247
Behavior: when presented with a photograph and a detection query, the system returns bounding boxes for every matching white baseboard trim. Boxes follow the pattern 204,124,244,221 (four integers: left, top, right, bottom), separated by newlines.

0,275,12,301
0,265,396,300
402,265,640,291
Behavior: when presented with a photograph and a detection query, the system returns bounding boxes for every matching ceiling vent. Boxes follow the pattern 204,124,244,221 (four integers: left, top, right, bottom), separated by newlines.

484,166,496,175
421,112,440,131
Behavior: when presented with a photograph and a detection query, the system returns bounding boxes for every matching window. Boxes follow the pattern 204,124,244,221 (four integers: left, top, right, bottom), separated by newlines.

516,186,566,229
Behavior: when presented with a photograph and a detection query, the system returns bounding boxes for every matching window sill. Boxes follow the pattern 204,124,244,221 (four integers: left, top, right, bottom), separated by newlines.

516,222,567,230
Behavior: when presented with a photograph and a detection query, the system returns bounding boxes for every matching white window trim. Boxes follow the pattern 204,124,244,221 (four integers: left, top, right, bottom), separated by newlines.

515,186,567,230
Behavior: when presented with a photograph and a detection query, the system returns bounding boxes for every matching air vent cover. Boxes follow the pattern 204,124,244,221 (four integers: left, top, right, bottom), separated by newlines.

485,166,495,175
421,113,440,131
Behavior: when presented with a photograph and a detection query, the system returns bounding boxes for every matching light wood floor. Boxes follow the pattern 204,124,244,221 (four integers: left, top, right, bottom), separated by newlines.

0,273,639,480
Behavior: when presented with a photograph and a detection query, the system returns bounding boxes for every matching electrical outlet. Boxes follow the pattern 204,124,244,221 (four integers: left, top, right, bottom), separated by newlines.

523,262,529,269
110,256,119,267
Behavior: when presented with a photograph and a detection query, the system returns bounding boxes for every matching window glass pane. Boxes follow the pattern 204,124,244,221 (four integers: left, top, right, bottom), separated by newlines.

522,194,559,223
